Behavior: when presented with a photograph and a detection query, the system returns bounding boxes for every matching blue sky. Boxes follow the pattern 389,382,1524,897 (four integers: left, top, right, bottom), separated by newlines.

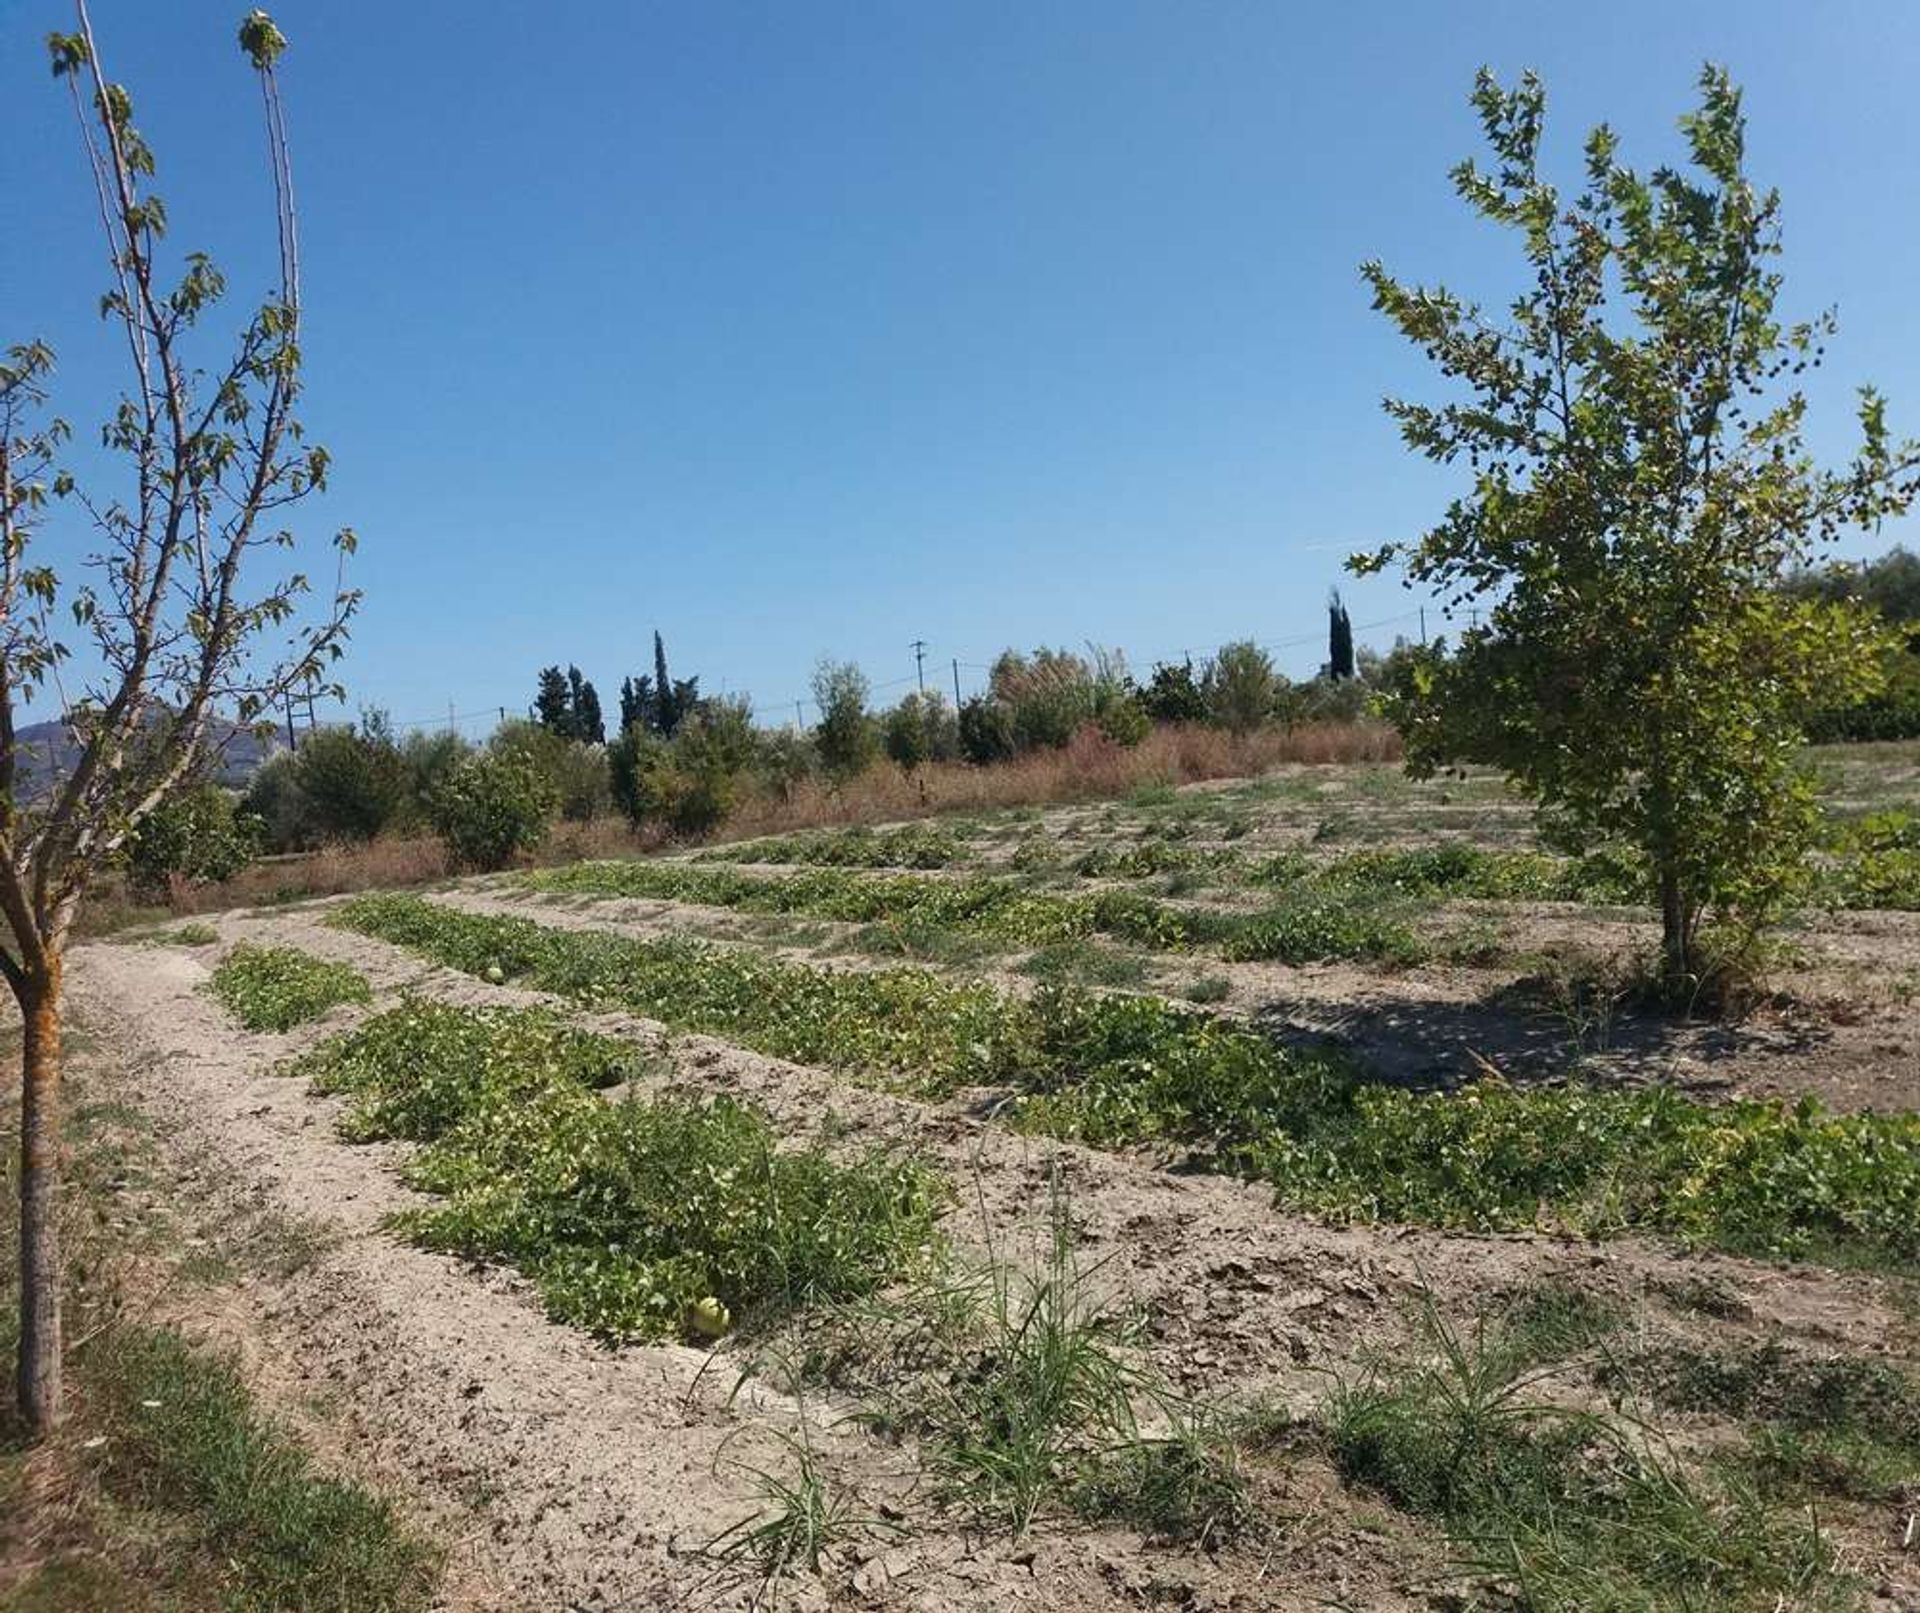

5,1,1918,736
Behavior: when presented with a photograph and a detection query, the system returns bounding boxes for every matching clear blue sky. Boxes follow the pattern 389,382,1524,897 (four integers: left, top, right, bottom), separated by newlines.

6,1,1918,736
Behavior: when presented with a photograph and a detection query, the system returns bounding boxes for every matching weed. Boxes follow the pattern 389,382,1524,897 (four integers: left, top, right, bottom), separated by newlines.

1071,1412,1255,1545
1017,940,1154,990
1496,1281,1624,1366
709,1420,884,1600
1180,974,1232,1005
700,824,968,870
1323,1298,1842,1610
140,920,219,946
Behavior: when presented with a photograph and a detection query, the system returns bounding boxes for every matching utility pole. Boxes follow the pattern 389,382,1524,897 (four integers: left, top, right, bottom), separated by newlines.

795,699,805,733
283,692,297,752
448,698,457,736
911,639,928,695
302,684,318,738
1419,606,1427,646
951,658,962,710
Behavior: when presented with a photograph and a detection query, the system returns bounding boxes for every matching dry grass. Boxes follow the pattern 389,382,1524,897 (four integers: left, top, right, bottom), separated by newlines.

80,720,1401,931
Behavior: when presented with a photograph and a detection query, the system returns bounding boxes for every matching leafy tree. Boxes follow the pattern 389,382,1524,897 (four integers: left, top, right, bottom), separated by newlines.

957,696,1017,765
1328,591,1356,681
492,719,609,822
533,665,572,736
812,659,878,778
1354,66,1918,990
1139,660,1209,724
293,715,407,843
124,780,261,901
1204,642,1281,735
428,749,556,871
882,691,959,769
2,10,354,1432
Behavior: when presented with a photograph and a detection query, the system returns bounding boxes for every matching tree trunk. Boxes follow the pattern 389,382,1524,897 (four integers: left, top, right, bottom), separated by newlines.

16,951,63,1435
1657,865,1695,999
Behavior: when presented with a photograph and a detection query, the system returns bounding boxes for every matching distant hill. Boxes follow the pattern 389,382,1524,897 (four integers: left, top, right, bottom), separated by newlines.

10,716,280,800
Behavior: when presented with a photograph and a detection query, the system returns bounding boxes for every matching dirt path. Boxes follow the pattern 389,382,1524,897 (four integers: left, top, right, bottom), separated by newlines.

64,897,1919,1608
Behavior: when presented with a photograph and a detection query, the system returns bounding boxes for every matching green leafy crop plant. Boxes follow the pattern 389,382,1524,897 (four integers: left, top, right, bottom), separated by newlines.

697,824,971,869
332,896,1920,1270
208,943,373,1032
286,999,944,1342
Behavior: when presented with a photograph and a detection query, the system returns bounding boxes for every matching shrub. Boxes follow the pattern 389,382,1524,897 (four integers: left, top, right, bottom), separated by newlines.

491,719,610,822
991,648,1096,750
427,749,556,870
124,782,261,901
1139,661,1209,724
610,699,758,836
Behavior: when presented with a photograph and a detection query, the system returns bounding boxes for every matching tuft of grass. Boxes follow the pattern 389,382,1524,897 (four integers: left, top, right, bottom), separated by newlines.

1017,939,1154,990
708,1420,887,1599
208,943,372,1032
77,1324,439,1612
287,1001,946,1342
1180,973,1232,1004
1322,1298,1843,1611
1496,1280,1625,1367
1070,1414,1255,1546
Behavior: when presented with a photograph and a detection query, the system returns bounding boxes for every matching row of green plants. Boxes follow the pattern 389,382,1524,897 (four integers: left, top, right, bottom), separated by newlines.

698,824,974,870
333,896,1920,1269
284,999,945,1341
528,856,1437,967
209,943,373,1032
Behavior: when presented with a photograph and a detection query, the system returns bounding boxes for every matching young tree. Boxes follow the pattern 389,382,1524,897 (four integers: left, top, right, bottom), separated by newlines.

533,664,571,737
1327,591,1355,681
3,9,355,1432
1355,67,1918,991
572,672,604,745
1204,641,1280,736
651,630,689,738
812,658,878,778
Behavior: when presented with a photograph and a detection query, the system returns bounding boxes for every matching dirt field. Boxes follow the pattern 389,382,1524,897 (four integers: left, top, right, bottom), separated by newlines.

54,755,1920,1610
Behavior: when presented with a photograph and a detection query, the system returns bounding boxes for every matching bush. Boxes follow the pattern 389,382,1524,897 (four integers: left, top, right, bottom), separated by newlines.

491,719,610,822
427,749,556,871
1095,698,1151,748
610,699,759,836
125,782,261,901
1139,661,1209,724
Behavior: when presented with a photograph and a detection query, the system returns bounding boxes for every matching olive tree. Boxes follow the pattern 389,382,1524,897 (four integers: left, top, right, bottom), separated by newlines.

2,7,354,1434
1356,67,1919,992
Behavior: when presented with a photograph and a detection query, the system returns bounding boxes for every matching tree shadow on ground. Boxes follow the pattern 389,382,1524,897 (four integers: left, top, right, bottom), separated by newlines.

1252,983,1833,1097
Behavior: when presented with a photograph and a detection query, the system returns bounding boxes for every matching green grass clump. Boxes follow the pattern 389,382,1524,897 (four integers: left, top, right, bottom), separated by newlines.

1072,843,1235,880
699,824,969,869
85,1324,438,1610
332,897,1920,1270
288,1000,944,1341
208,943,372,1031
1323,1303,1841,1611
1604,1339,1920,1500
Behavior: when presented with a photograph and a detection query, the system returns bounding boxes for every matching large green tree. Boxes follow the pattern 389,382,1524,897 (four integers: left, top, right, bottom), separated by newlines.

1355,66,1920,992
